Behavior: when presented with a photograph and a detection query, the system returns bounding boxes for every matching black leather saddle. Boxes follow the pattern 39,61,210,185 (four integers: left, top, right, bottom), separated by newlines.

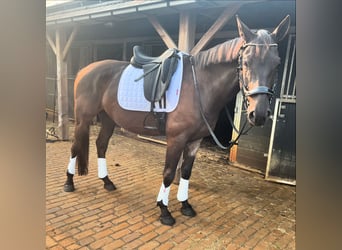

130,45,179,68
130,46,180,109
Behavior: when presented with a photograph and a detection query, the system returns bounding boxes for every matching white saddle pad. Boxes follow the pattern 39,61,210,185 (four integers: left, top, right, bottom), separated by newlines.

117,52,184,112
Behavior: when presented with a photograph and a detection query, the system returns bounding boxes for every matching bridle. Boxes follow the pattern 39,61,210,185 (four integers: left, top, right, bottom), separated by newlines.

189,42,280,151
237,43,278,109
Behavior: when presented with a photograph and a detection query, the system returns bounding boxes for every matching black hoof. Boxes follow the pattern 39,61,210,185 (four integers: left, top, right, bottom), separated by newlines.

181,200,197,217
64,183,75,192
101,176,116,191
160,214,176,226
104,182,116,191
157,201,176,226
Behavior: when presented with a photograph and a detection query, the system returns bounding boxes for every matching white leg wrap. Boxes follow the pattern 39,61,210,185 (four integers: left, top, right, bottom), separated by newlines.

157,182,171,206
67,156,76,175
97,158,108,178
177,178,189,202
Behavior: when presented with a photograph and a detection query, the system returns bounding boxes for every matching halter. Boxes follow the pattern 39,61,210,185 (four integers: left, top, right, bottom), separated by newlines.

237,43,278,109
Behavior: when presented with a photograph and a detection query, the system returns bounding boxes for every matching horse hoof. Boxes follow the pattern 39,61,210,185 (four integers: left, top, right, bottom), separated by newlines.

160,215,176,226
104,182,116,191
64,183,75,192
157,201,176,226
181,201,197,217
181,206,197,217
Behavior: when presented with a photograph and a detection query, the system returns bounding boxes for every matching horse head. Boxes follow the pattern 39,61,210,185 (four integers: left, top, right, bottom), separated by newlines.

236,15,290,126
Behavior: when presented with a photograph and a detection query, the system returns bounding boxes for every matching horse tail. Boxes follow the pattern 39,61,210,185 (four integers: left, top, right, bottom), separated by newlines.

72,69,92,176
73,122,90,176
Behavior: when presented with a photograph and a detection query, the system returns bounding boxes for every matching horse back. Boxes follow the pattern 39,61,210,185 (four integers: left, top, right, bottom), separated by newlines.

74,60,128,101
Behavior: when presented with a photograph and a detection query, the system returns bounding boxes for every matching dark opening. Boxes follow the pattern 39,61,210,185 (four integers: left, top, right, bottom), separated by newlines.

204,97,236,147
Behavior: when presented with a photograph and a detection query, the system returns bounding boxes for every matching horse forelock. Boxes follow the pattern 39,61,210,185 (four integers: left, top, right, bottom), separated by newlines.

255,29,274,44
250,30,278,59
194,37,245,68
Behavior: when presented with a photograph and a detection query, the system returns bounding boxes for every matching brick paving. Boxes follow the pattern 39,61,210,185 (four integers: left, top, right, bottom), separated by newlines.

46,121,295,249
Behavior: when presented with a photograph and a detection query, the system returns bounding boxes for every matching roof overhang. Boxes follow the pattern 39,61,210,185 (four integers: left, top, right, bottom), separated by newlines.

46,0,263,27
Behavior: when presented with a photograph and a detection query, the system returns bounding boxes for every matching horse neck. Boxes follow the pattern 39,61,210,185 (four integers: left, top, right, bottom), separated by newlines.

193,61,240,117
191,37,244,113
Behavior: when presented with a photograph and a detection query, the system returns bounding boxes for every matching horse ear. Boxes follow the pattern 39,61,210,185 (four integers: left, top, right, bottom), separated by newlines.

271,15,291,42
236,15,256,43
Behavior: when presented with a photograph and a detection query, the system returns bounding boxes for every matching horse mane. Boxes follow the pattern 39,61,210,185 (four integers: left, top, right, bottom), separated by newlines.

194,37,245,68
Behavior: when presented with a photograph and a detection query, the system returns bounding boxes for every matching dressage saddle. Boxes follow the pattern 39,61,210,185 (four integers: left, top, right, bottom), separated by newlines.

130,45,180,111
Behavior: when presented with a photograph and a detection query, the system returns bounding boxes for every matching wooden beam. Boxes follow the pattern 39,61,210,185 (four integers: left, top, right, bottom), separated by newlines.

147,15,177,49
178,10,196,53
56,28,69,140
122,42,127,61
62,26,79,61
229,92,243,162
46,33,57,55
191,3,243,54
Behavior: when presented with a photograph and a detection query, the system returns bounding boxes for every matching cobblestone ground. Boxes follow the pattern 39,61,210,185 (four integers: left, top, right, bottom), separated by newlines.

46,121,295,250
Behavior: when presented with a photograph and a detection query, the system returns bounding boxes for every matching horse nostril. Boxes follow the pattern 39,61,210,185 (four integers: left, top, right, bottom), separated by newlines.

248,111,255,122
267,109,272,118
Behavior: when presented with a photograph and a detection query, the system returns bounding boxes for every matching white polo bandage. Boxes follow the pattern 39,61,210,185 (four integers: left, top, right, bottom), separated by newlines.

97,158,108,178
177,178,189,201
67,156,76,175
157,182,171,206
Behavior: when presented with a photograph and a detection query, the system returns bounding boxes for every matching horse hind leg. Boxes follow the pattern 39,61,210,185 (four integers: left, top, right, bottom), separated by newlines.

96,111,116,191
64,114,93,192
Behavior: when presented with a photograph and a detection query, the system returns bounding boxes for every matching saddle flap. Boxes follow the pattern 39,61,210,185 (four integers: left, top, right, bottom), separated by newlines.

143,63,161,102
142,55,179,104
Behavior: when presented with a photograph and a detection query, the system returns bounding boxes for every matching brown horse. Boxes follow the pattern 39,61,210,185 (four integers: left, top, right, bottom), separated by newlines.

64,15,290,226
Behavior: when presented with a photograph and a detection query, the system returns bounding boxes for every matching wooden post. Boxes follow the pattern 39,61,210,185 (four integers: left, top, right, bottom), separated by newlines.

178,10,196,53
122,42,127,61
229,92,243,162
48,26,78,140
56,28,69,140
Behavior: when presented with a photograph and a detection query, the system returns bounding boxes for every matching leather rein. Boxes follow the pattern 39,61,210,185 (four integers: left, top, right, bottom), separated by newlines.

189,42,278,150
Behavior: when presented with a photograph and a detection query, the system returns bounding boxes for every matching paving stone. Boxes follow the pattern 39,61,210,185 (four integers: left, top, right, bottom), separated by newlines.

46,121,295,249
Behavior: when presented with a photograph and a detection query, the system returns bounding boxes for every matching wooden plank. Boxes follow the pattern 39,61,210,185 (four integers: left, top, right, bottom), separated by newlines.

62,26,79,61
178,10,196,52
46,33,57,55
137,135,167,145
229,92,243,162
122,42,127,61
191,3,242,54
147,15,177,49
56,28,69,140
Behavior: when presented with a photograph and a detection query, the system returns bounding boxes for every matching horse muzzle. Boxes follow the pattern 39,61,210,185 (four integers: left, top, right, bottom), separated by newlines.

247,108,272,126
246,94,272,126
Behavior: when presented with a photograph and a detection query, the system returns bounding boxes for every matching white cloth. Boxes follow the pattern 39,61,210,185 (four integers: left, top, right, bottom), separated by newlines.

97,158,108,178
156,182,171,206
177,178,189,201
67,156,76,175
117,52,184,112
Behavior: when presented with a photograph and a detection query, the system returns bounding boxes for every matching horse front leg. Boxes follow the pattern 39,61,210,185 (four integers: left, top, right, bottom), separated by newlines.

177,138,202,217
157,140,185,226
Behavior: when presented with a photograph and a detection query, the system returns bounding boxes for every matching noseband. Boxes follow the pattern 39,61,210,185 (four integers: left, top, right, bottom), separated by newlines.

237,43,278,107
